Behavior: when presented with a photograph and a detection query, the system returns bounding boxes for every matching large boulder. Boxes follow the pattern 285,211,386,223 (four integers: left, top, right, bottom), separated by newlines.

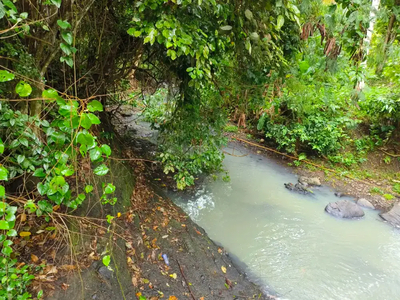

357,198,375,209
299,176,321,186
325,200,365,218
380,203,400,227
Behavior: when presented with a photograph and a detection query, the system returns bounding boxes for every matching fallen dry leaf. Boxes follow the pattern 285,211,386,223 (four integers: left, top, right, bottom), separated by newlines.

61,283,70,291
217,248,222,254
20,213,27,222
59,265,76,271
221,266,227,273
132,276,138,287
31,254,39,263
45,265,58,275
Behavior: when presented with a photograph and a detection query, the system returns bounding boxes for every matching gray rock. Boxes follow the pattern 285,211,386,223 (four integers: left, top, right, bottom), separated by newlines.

284,182,312,195
357,198,375,209
97,266,113,281
325,200,365,218
334,192,346,197
380,203,400,227
299,176,321,186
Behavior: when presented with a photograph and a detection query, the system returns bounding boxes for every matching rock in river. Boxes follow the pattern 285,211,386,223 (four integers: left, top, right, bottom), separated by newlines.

325,200,365,218
284,182,312,195
299,176,321,186
357,198,375,209
380,203,400,227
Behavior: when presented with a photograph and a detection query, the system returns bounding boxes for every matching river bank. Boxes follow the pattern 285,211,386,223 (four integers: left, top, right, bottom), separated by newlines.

226,130,399,212
42,108,271,300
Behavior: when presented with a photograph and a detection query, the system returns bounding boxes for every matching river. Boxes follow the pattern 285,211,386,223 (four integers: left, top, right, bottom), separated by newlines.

172,144,400,300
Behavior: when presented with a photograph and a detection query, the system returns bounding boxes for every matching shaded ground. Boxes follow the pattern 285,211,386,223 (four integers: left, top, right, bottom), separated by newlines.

44,107,270,299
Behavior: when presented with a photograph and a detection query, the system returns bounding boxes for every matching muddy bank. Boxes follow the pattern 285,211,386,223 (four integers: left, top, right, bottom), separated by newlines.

47,160,269,300
45,110,270,299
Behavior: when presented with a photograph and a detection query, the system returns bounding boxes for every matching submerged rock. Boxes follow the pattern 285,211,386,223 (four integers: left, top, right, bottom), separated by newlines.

357,198,375,209
284,182,312,194
298,176,321,186
380,203,400,227
325,200,365,218
334,192,346,198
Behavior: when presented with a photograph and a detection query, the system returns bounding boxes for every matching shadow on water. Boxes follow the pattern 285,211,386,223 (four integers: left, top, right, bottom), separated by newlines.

170,144,400,300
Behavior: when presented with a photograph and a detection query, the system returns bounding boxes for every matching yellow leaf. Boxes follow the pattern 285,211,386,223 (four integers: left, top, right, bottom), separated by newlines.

19,231,31,237
221,266,227,273
169,273,177,279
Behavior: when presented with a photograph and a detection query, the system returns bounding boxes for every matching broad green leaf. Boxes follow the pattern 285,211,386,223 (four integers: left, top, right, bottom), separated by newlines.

94,164,109,176
127,28,142,37
0,166,8,181
0,138,4,154
87,113,101,125
19,138,29,147
0,220,9,230
17,155,25,164
33,168,46,178
0,185,5,198
25,199,37,213
60,43,72,55
43,89,63,103
3,0,17,12
57,19,71,29
0,70,15,82
2,245,12,256
104,183,115,194
220,25,232,31
87,100,103,112
102,255,111,266
61,32,73,45
0,3,5,19
276,15,285,30
20,12,28,19
89,147,102,161
50,0,62,8
60,56,74,67
15,81,32,97
85,185,94,193
76,131,95,147
80,114,92,129
7,229,17,237
101,144,111,157
245,9,253,20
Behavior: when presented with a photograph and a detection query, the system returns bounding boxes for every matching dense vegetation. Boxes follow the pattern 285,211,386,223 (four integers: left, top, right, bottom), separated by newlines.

1,0,400,298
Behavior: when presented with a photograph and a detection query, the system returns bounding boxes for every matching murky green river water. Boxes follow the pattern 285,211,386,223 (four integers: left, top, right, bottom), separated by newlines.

173,144,400,300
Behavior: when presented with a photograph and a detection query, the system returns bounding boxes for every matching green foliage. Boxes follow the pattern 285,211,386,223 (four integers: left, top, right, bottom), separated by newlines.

224,125,239,133
0,257,34,300
370,187,384,195
383,193,395,200
0,75,114,298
